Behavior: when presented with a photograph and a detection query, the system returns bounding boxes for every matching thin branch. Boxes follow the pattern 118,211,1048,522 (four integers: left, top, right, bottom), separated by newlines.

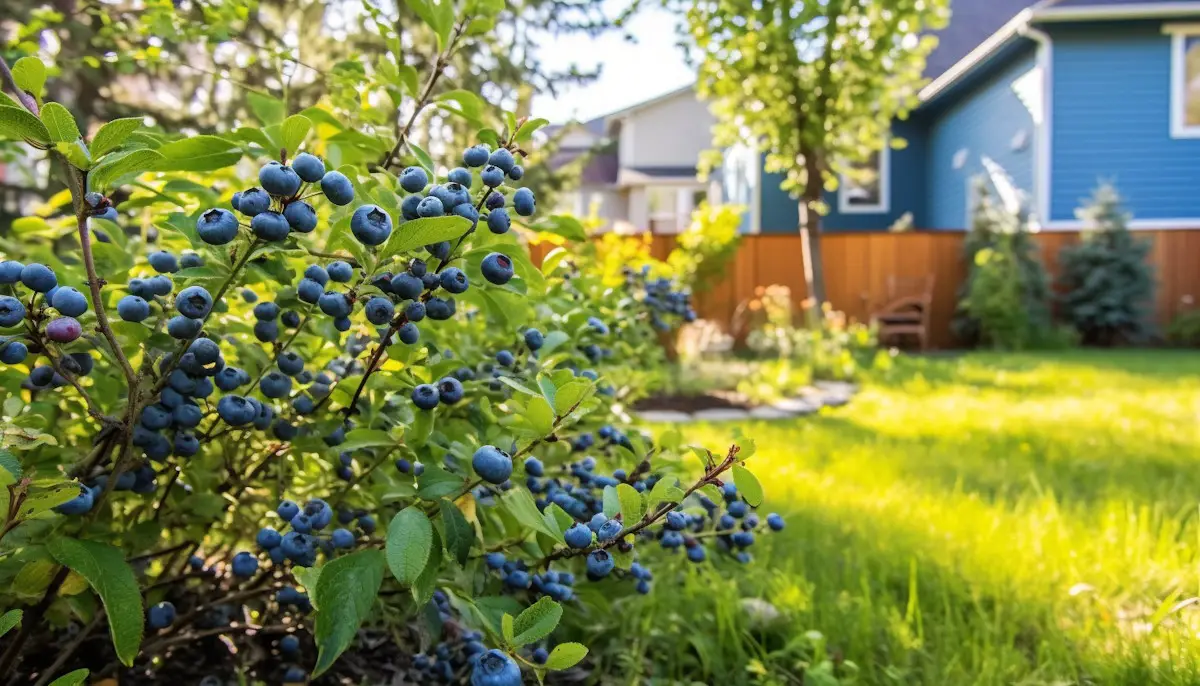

0,57,39,114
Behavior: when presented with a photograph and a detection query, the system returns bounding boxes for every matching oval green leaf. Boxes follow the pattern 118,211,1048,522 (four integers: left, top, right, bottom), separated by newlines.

732,465,764,507
47,538,143,666
386,506,433,585
313,549,385,677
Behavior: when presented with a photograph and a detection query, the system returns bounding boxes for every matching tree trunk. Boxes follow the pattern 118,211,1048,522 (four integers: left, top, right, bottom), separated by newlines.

798,187,827,306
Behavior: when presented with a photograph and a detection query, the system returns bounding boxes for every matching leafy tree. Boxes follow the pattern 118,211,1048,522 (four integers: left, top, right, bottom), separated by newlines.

681,0,947,303
1058,183,1155,345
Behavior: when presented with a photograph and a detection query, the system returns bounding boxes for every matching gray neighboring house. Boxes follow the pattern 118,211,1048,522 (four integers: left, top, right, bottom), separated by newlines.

547,85,719,234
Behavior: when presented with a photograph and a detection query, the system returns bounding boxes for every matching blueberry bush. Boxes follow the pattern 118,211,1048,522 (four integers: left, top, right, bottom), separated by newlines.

0,7,779,684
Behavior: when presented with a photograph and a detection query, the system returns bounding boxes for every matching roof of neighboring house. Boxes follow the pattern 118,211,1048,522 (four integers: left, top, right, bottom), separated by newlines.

627,166,698,178
923,0,1040,80
920,0,1200,103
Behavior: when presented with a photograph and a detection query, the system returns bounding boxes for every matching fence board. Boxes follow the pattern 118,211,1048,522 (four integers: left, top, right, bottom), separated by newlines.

526,229,1200,348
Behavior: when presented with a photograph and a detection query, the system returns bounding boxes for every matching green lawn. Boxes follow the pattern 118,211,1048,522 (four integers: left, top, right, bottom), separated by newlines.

677,351,1200,685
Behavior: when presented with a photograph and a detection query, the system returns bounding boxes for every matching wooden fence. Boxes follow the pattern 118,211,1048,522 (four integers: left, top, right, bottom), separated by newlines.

530,230,1200,348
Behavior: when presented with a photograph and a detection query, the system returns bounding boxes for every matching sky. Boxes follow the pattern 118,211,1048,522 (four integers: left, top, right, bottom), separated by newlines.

529,5,696,124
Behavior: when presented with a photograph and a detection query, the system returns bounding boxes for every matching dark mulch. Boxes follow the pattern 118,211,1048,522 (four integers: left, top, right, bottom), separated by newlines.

633,391,753,413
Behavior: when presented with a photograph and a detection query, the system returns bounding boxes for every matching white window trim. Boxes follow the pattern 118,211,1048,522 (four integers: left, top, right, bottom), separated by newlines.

1166,24,1200,139
837,144,891,214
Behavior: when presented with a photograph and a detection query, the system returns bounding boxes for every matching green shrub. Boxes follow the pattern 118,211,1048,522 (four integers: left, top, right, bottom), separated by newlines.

954,180,1053,349
1057,183,1155,345
1167,308,1200,346
0,35,784,686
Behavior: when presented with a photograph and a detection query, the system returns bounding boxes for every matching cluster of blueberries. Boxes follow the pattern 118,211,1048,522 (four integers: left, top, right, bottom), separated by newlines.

252,497,373,568
636,268,698,331
412,590,526,686
0,259,90,369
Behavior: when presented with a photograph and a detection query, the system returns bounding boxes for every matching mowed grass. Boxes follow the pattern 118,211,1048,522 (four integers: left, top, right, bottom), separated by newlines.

674,351,1200,685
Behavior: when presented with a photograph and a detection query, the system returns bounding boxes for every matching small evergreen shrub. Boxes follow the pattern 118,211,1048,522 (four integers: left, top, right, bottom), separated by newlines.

1057,183,1155,345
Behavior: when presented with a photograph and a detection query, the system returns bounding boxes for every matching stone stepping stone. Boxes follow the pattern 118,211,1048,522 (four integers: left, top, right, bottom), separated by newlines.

771,397,820,414
637,410,694,423
748,406,795,420
691,408,751,422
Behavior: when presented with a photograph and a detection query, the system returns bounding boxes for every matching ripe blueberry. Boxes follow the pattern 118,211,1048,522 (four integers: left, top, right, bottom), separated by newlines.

148,601,176,630
448,167,473,187
400,166,429,193
350,204,393,246
480,165,504,188
237,187,271,216
440,267,468,294
471,649,521,686
259,161,302,197
20,264,57,293
767,513,784,531
412,384,439,410
292,152,326,182
297,278,323,304
586,549,615,578
513,187,535,216
417,196,444,218
397,321,420,344
327,260,353,282
481,253,514,285
251,211,290,241
321,171,355,206
565,523,592,549
117,295,150,322
231,551,258,577
148,250,179,273
487,207,510,234
0,261,23,283
463,144,490,167
472,445,512,484
437,376,464,404
51,287,88,317
217,395,257,425
487,148,516,174
318,291,351,318
283,201,318,233
365,297,394,325
176,286,213,319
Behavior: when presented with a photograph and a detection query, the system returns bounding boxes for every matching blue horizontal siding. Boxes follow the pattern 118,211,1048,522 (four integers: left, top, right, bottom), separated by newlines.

927,46,1038,229
757,118,928,233
1050,22,1200,221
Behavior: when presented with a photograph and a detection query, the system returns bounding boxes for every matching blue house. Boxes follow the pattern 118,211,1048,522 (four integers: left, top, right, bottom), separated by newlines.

744,0,1200,233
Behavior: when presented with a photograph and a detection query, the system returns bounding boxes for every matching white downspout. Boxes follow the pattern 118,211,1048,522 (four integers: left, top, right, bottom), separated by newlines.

1020,24,1053,229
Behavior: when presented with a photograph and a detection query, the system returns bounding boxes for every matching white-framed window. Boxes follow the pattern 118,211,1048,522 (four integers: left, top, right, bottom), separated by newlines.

838,145,890,214
1167,25,1200,138
646,185,705,233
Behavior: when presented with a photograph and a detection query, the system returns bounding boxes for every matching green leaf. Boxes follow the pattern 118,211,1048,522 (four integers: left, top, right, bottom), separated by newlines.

647,477,684,508
439,499,474,567
156,135,243,172
437,89,485,122
409,408,434,447
501,612,515,645
553,381,593,416
11,57,46,100
408,140,436,176
0,608,22,638
47,538,143,666
536,375,557,408
417,464,465,500
0,106,51,144
732,465,764,507
531,215,588,242
617,483,644,525
90,117,144,157
19,481,82,518
541,503,571,544
526,396,555,436
497,377,539,396
339,429,396,451
377,216,471,263
411,528,443,605
515,117,550,143
602,485,620,518
313,549,385,677
40,103,80,143
281,114,312,155
0,449,22,484
545,642,588,670
46,669,89,686
386,506,433,585
538,331,570,356
511,596,562,646
90,149,164,190
503,488,555,538
247,92,286,125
